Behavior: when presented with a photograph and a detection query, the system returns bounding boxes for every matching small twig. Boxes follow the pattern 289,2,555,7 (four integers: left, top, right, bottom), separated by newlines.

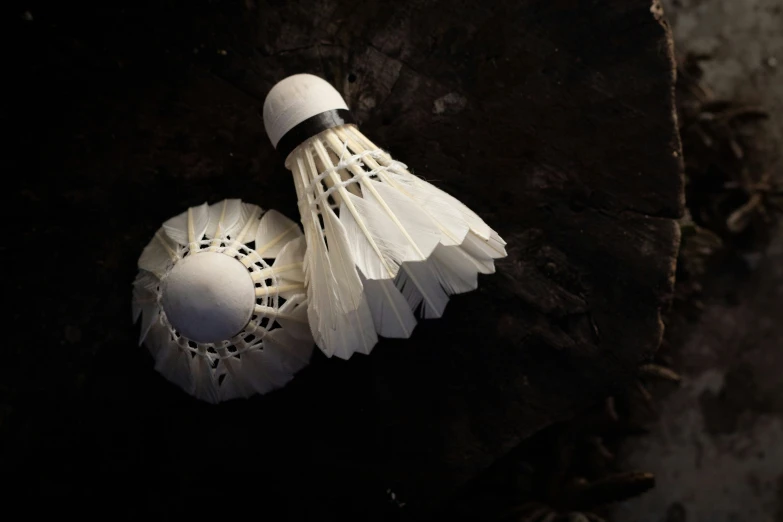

639,364,682,383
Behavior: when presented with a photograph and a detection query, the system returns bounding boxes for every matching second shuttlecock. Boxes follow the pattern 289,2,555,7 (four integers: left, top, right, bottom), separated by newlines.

263,73,507,359
133,199,313,403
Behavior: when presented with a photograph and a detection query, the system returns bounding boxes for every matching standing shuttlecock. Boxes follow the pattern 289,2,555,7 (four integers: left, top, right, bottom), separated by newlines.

132,199,313,403
262,74,507,359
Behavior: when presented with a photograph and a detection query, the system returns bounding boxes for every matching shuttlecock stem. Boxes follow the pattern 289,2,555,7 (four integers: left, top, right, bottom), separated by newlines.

253,263,305,280
254,221,301,257
333,126,464,245
255,284,305,297
322,130,429,262
312,138,397,279
154,231,179,260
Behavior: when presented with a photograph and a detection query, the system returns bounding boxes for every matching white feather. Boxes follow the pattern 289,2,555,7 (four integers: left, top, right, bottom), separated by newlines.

240,346,293,391
162,202,211,245
395,261,449,319
460,231,505,273
340,191,410,280
131,271,158,323
235,203,263,243
268,236,306,283
360,274,417,338
190,353,219,404
143,321,170,361
138,229,178,277
152,340,194,395
379,168,469,246
339,182,442,280
343,124,494,241
261,327,313,373
426,187,492,241
490,229,508,251
428,244,480,295
136,300,160,346
254,209,303,257
319,207,378,356
217,356,255,401
301,150,364,314
289,146,378,358
205,198,244,239
319,137,442,269
265,294,311,341
311,297,377,359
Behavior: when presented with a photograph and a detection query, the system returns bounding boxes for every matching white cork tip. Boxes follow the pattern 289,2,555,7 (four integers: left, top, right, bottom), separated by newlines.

263,73,349,148
160,252,256,344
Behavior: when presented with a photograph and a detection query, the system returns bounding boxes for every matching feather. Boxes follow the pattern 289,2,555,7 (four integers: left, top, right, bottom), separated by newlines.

300,148,365,316
319,206,378,356
268,236,306,282
190,354,219,404
131,271,158,323
234,203,263,243
263,294,311,341
254,209,303,258
301,223,340,328
134,270,159,292
428,244,480,295
489,229,508,251
138,229,178,277
318,137,441,272
360,273,417,338
292,146,373,358
395,261,450,319
217,356,255,401
426,187,493,241
312,299,377,359
143,322,171,361
339,182,444,280
131,293,142,324
339,191,409,280
333,126,469,247
298,204,378,358
460,231,505,273
379,168,469,246
342,124,493,241
240,346,293,391
261,328,313,374
255,282,306,301
162,202,211,245
153,341,194,395
205,199,244,239
136,299,160,345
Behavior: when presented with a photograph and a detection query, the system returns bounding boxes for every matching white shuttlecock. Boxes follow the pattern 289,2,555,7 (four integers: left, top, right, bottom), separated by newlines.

263,74,507,359
132,199,313,403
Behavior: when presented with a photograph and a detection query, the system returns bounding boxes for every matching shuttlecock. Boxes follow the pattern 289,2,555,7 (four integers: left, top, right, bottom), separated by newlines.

263,73,507,359
132,199,313,403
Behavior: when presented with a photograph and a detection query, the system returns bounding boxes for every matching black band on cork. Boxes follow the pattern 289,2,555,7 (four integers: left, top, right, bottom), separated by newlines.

276,109,356,160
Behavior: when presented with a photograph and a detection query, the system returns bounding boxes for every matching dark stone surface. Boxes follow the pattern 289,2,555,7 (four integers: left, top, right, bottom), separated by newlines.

5,1,682,520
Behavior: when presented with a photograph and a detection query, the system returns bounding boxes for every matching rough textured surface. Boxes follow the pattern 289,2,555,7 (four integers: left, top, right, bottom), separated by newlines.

615,1,783,521
5,1,682,520
615,232,783,522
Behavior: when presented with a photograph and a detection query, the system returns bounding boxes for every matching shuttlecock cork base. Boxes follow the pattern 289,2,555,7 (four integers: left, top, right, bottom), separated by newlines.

263,74,508,361
161,252,256,344
133,199,314,403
